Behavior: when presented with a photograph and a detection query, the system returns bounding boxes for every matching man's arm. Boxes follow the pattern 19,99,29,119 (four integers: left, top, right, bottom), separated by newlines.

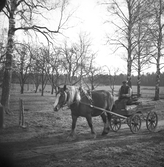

122,87,132,97
118,88,121,97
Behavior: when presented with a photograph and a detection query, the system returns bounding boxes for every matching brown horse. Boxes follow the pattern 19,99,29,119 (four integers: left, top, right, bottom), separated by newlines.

53,85,114,138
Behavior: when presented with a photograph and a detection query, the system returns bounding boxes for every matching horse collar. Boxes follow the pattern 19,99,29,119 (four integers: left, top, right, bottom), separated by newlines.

64,90,70,104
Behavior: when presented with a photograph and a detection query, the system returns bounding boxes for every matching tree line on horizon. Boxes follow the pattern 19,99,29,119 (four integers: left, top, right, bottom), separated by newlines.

7,71,164,93
96,73,164,87
0,0,164,115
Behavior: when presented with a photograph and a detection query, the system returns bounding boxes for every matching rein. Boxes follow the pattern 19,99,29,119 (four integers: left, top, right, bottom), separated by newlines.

60,87,106,116
79,101,106,115
60,90,78,110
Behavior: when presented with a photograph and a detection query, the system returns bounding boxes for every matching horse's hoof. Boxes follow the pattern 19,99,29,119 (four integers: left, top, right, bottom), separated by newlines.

92,134,97,139
67,136,74,141
67,134,76,141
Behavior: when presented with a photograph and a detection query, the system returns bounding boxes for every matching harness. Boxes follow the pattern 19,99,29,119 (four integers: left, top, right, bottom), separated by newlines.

78,88,107,116
79,87,93,104
63,90,70,107
60,89,80,108
65,90,69,104
60,87,107,116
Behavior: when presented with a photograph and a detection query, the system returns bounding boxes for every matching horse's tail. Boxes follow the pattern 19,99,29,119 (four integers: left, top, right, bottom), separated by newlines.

105,91,114,122
106,91,115,111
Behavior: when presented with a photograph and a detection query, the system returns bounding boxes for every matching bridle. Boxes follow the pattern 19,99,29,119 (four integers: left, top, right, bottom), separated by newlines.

58,90,69,108
57,87,93,110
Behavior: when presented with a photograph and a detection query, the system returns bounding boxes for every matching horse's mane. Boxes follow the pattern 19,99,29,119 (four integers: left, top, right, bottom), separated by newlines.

66,86,81,106
66,86,92,106
79,86,92,101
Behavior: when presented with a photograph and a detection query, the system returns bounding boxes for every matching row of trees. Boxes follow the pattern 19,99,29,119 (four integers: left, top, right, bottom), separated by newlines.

0,0,164,114
102,0,164,100
95,73,164,87
1,34,100,95
0,0,75,113
10,71,164,93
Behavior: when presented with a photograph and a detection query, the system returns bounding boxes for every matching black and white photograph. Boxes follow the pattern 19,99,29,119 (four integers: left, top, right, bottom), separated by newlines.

0,0,164,167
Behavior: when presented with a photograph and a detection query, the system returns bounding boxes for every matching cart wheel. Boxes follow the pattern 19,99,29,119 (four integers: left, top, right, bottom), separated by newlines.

129,114,141,133
110,115,121,132
146,111,158,132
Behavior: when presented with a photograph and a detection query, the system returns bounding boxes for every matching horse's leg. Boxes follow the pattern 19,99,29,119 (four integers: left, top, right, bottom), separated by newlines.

101,112,110,136
69,114,77,137
86,115,96,139
107,112,111,124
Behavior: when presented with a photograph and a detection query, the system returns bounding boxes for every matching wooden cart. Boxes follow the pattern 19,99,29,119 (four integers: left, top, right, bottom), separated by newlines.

110,102,158,133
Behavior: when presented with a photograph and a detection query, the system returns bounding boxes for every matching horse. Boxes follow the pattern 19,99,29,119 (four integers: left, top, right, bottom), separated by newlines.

53,85,114,138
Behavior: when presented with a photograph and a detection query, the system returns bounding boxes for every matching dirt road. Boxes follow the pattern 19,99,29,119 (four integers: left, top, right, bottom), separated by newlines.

0,98,164,167
0,119,163,167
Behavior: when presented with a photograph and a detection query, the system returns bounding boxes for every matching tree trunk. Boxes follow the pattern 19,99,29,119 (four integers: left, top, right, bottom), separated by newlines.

51,74,54,94
35,85,39,93
137,39,141,98
1,1,16,113
91,84,94,90
137,72,141,97
154,0,162,101
127,58,132,87
154,64,160,100
41,72,44,96
20,83,24,94
51,86,54,94
33,74,40,93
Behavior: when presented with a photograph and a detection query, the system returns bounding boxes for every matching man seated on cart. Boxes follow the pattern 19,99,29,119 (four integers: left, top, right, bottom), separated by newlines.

114,80,133,110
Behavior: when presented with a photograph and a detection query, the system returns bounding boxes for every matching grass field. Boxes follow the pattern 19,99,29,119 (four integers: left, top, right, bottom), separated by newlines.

0,83,163,130
0,84,164,167
10,83,164,97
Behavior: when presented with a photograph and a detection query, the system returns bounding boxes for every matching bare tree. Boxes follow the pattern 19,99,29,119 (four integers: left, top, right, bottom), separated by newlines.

61,33,92,85
0,28,7,64
0,31,7,85
30,47,41,93
1,0,72,112
61,42,82,85
48,48,62,94
132,0,153,97
103,0,146,87
32,46,50,96
82,53,101,90
104,66,120,95
77,32,92,86
13,42,32,94
29,45,49,94
148,0,164,100
86,66,102,90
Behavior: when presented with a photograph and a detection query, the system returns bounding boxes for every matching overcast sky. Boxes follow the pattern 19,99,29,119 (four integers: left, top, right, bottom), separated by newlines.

0,0,162,75
65,0,162,75
61,0,128,74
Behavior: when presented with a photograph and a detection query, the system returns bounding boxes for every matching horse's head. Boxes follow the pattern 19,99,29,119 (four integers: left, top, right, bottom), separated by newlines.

53,85,68,111
53,85,81,111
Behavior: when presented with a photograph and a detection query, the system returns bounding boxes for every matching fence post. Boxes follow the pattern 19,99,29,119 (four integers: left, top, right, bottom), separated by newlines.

19,98,22,126
0,103,4,129
19,98,26,127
